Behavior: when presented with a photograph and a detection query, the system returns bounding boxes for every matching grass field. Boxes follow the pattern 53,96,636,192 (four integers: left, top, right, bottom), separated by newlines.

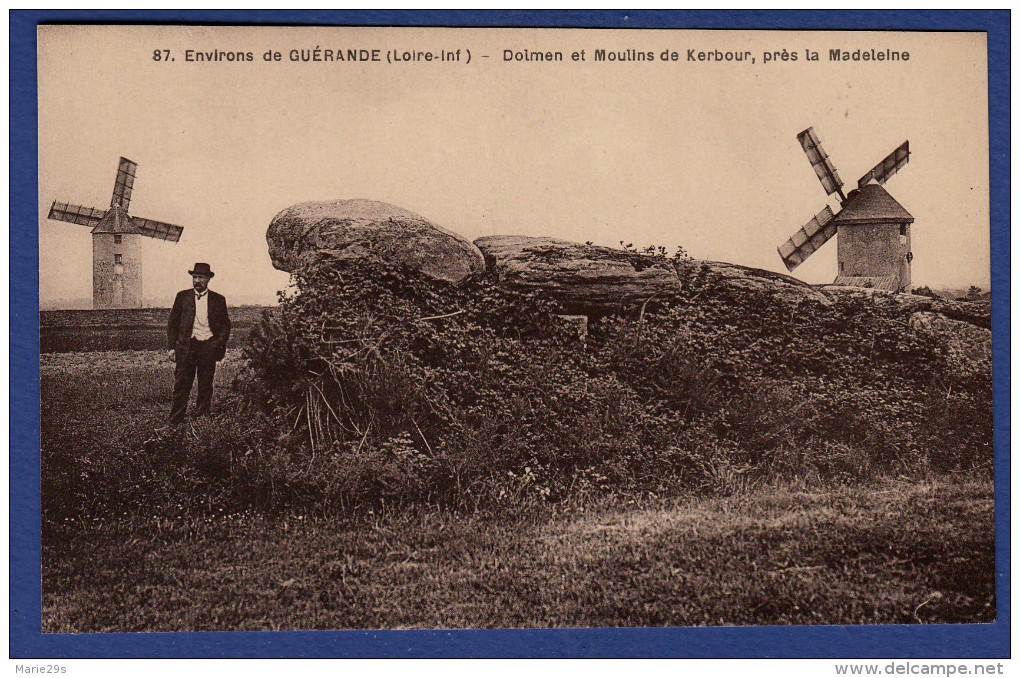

43,478,993,632
40,350,995,632
39,307,262,353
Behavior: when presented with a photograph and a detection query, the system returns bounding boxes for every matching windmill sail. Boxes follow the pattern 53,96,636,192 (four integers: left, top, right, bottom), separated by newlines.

48,201,106,228
857,141,909,188
777,205,836,271
133,216,183,242
110,157,137,209
797,127,846,202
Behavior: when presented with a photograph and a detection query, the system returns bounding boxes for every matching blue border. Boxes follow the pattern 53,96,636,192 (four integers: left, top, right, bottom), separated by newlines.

11,10,1010,659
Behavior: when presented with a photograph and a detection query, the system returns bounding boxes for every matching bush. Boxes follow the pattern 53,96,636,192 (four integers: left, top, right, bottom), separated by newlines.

44,255,993,520
226,258,992,511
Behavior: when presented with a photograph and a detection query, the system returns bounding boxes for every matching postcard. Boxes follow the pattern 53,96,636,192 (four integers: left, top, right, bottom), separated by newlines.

14,15,1009,660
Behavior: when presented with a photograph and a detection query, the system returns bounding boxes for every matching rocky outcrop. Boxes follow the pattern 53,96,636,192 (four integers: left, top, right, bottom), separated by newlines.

264,201,991,351
266,200,485,284
823,286,991,330
474,236,682,314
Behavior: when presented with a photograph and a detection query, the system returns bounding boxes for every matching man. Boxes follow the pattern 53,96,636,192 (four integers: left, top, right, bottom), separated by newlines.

167,263,231,424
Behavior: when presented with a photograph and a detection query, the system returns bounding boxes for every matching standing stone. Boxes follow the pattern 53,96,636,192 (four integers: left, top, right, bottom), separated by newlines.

266,199,485,284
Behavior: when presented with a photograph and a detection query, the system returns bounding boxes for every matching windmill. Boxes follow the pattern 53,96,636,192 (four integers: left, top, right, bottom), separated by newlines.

777,128,914,292
48,158,184,309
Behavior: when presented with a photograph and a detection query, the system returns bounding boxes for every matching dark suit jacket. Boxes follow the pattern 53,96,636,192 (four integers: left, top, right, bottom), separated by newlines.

168,289,231,361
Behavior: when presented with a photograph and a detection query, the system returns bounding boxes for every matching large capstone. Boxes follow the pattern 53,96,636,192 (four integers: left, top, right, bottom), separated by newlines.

266,199,485,284
474,235,682,314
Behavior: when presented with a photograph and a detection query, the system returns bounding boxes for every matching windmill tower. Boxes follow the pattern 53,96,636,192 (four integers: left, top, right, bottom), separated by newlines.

48,158,184,308
777,128,914,292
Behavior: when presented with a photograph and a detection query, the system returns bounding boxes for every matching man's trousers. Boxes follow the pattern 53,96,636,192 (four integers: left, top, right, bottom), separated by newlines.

169,338,218,424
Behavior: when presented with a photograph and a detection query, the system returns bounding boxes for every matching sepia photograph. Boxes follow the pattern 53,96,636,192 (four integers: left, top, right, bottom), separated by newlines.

14,12,1007,660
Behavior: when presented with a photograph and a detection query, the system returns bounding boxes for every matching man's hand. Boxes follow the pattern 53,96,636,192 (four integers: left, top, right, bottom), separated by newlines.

167,350,176,363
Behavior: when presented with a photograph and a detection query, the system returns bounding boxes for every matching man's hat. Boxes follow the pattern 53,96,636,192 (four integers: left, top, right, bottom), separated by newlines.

189,262,215,278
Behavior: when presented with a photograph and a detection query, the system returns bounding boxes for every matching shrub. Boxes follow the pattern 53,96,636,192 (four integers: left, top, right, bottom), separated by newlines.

43,254,993,520
227,257,991,509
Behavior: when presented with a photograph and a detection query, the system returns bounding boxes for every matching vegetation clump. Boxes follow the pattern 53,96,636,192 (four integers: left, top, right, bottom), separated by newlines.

42,255,992,520
130,256,988,514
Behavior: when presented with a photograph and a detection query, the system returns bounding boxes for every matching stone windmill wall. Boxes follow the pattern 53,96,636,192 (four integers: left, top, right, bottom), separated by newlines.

92,232,143,309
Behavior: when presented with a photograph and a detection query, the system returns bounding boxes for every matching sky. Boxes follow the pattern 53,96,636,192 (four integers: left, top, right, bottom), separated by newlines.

37,26,990,307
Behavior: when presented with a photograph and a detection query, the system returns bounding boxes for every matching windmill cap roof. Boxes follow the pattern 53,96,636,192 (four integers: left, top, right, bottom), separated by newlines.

831,183,914,225
91,205,142,234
